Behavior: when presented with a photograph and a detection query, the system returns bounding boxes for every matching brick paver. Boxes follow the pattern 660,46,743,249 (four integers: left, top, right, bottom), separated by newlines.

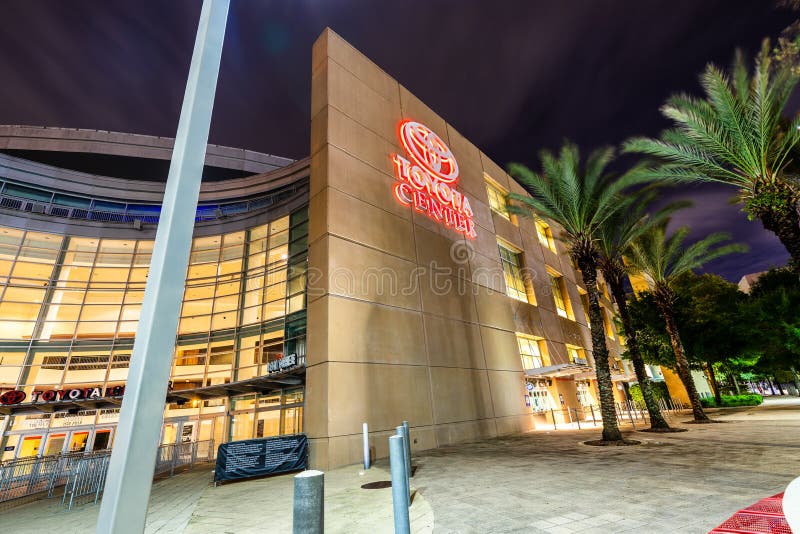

1,397,798,533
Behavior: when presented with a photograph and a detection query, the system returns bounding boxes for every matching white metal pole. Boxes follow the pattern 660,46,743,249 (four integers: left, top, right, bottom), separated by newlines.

96,1,230,532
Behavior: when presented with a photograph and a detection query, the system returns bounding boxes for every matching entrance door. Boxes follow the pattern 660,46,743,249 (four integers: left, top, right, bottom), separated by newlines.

44,433,67,455
92,428,113,450
162,423,178,445
197,419,213,442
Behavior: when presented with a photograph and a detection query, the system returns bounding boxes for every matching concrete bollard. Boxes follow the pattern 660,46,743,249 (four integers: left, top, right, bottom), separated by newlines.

293,470,324,534
389,435,411,534
362,422,370,470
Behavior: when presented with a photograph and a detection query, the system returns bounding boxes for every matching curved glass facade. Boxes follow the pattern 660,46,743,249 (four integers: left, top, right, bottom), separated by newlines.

0,206,308,460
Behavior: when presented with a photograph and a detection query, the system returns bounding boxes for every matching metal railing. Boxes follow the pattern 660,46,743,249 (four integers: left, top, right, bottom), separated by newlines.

0,449,97,504
62,451,111,510
0,439,216,510
0,179,307,226
532,397,687,431
154,439,216,477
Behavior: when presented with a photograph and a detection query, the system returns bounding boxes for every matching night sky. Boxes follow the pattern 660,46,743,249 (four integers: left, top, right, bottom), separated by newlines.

0,1,795,281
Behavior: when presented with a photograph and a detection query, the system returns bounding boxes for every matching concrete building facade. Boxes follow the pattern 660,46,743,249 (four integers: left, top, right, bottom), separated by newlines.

0,29,634,469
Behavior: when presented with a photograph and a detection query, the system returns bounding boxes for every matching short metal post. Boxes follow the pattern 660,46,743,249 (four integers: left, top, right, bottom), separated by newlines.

389,435,411,534
574,408,581,429
550,408,557,430
293,470,324,534
589,405,596,426
627,407,636,429
362,423,370,470
402,421,411,476
396,425,410,503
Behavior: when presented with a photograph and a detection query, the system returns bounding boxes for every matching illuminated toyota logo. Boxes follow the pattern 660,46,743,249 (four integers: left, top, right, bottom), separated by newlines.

399,120,459,184
0,389,26,405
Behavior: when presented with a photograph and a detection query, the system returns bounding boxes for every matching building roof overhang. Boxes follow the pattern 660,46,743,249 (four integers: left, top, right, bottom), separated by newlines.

525,362,593,378
166,369,304,403
0,368,304,416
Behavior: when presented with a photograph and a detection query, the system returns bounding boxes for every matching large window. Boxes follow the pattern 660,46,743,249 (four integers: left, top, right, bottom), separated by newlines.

600,305,616,339
485,178,510,219
548,272,572,319
579,290,591,327
535,220,556,252
566,345,587,365
498,240,533,304
517,333,548,369
0,207,309,413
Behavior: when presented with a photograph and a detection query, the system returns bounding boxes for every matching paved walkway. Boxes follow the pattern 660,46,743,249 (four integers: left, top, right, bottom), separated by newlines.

2,397,799,533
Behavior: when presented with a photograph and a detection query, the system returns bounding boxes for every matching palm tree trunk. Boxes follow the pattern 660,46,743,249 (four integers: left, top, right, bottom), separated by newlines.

753,181,800,272
577,256,624,441
655,296,711,422
607,277,671,430
763,216,800,272
706,363,722,406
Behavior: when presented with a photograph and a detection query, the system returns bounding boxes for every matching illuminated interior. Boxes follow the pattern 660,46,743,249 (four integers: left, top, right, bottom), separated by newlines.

0,207,308,460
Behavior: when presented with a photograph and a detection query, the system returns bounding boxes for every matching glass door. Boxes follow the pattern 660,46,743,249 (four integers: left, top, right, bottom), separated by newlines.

162,422,179,445
197,419,213,442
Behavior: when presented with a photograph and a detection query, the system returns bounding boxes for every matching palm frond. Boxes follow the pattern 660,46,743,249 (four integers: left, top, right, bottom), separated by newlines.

626,224,747,288
508,142,659,257
624,37,800,199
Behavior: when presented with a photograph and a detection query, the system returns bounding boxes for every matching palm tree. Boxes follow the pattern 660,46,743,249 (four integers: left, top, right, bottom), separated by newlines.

508,142,652,443
624,40,800,271
625,225,746,422
596,191,690,431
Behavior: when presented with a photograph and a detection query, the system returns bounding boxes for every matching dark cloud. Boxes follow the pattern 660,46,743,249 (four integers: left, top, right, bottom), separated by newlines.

0,0,795,280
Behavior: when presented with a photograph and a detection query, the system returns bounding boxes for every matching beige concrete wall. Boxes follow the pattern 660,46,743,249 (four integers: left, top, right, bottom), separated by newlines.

307,28,627,469
661,368,690,405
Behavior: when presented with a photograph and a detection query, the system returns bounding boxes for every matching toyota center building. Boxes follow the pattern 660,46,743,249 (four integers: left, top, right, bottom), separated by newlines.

0,30,635,469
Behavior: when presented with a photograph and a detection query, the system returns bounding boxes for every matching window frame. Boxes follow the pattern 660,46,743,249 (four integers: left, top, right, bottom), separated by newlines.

485,176,511,220
497,240,533,304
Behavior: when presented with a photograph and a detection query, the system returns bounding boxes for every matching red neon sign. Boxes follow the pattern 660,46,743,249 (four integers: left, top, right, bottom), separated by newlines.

391,120,476,238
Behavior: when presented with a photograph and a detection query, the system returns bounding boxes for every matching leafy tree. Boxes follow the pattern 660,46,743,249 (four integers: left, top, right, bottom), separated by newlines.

670,272,749,405
624,274,747,404
508,142,652,443
624,40,800,270
596,190,688,430
742,269,800,379
626,225,746,422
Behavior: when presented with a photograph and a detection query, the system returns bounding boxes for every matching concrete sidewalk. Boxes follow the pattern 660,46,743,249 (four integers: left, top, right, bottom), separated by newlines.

2,396,798,533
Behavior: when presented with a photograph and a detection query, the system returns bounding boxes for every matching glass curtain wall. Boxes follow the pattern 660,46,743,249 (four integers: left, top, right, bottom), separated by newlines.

0,207,308,459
